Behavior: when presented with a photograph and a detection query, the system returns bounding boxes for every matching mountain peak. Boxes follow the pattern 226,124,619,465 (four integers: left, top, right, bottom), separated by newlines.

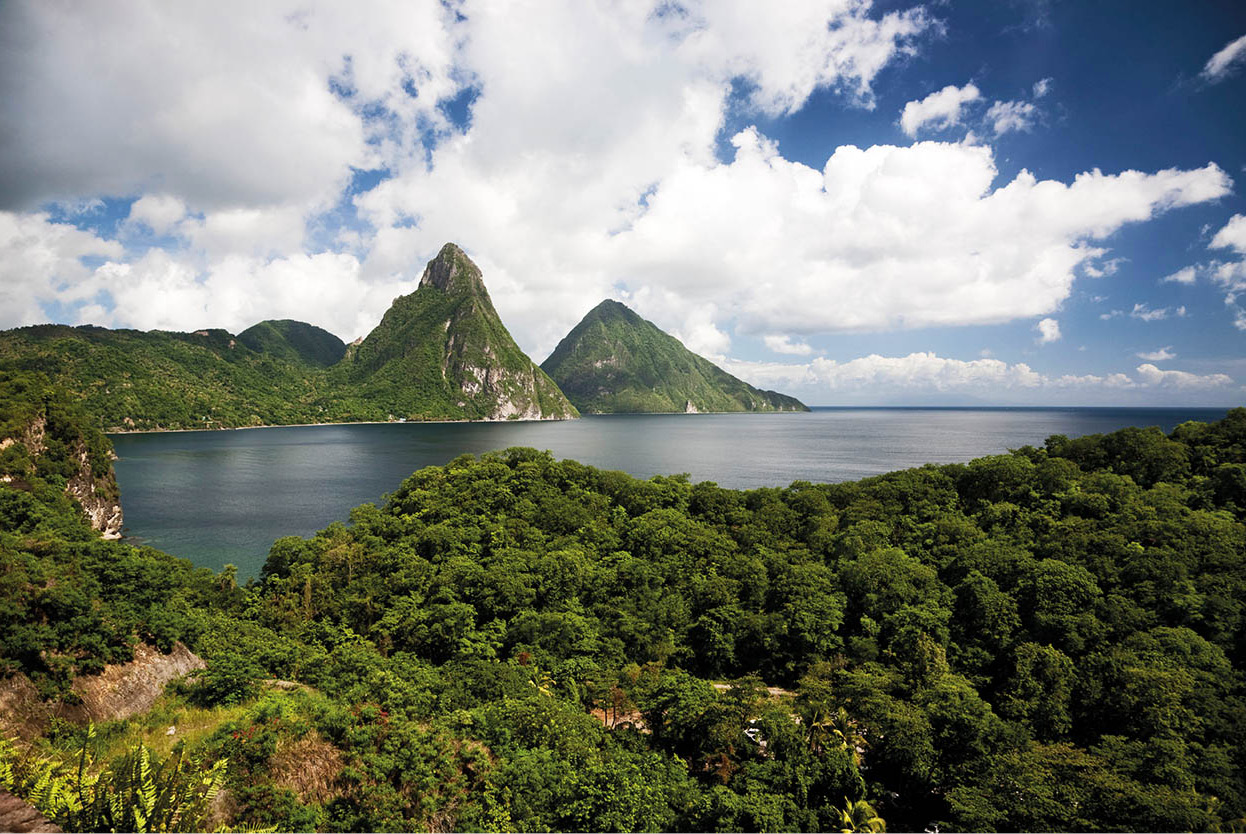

542,298,808,414
587,298,641,323
418,242,484,295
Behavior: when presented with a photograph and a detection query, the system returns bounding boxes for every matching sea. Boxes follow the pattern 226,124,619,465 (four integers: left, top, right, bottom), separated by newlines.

109,406,1232,578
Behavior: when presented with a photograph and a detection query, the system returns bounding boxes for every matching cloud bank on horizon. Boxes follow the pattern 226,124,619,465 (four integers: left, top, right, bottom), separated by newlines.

0,0,1243,405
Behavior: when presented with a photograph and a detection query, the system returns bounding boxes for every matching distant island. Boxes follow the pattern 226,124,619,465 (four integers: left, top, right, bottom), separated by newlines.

0,244,807,431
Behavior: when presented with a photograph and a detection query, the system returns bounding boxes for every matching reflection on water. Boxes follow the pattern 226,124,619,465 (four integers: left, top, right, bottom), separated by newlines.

110,406,1229,577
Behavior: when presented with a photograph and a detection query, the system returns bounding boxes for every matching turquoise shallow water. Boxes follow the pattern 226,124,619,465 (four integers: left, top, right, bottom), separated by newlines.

110,406,1231,578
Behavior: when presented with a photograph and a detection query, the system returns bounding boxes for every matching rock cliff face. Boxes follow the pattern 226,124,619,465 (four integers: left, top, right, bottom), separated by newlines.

66,440,123,539
0,642,204,741
337,243,579,421
0,407,122,537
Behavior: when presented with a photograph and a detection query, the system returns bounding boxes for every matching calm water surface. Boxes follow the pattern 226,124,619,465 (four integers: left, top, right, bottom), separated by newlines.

110,407,1230,577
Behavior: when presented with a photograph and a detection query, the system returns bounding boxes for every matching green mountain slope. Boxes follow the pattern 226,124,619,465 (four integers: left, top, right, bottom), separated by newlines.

541,299,808,414
0,243,577,429
327,243,577,421
0,324,331,430
237,319,346,367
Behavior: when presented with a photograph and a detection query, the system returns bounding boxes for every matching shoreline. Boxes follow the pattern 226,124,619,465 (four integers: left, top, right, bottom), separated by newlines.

105,416,576,435
104,410,814,435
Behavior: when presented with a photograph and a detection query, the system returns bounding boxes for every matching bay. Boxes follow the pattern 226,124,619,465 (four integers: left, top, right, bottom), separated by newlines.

110,406,1230,578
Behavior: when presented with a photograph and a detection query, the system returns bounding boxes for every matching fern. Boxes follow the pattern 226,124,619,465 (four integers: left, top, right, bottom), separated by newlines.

0,725,232,832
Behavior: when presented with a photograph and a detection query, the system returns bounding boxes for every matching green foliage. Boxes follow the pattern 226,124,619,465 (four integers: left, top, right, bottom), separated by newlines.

0,371,218,693
236,320,346,368
541,298,808,413
186,651,264,708
5,376,1246,831
1,725,229,832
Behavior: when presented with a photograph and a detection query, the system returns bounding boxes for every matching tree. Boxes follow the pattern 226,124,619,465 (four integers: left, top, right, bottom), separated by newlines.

838,797,886,833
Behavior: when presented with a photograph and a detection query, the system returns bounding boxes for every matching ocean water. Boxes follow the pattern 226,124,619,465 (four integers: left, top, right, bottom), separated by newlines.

109,407,1231,577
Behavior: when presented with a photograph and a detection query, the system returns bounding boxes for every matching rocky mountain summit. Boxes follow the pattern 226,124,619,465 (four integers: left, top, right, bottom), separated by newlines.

337,243,578,421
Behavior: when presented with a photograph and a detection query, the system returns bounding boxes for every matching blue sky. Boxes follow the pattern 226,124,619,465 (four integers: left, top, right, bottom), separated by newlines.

1,0,1244,405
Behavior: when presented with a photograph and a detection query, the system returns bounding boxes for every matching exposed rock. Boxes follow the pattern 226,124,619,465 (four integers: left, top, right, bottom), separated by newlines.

0,642,205,741
0,674,48,742
64,441,123,539
0,789,62,833
61,642,205,724
2,412,121,537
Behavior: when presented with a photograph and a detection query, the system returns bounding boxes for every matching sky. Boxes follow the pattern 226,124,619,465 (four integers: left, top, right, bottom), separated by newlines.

1,1,1244,406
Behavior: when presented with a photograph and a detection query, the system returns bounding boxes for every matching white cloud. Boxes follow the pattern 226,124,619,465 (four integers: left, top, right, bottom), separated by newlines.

764,334,815,355
1131,303,1172,322
680,0,935,114
985,99,1038,135
715,351,1236,400
76,249,409,340
1161,266,1198,284
899,83,981,136
1201,33,1246,83
0,2,456,212
1035,317,1061,344
1032,77,1052,98
1211,214,1246,255
1136,363,1234,390
1083,256,1125,277
603,138,1229,349
0,212,123,328
126,194,187,236
1208,214,1246,327
1137,346,1175,361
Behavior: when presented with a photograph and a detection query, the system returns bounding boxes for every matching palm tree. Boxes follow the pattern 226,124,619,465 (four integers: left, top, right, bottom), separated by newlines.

838,797,886,833
809,706,869,767
829,706,870,767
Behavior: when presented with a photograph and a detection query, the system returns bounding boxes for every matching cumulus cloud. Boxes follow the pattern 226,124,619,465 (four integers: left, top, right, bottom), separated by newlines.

601,137,1228,350
1209,213,1246,328
899,83,981,136
1136,363,1234,389
1083,257,1125,278
126,194,188,237
0,3,432,211
1137,347,1175,361
1201,33,1246,83
1035,317,1061,344
75,249,411,340
1161,266,1198,284
1130,303,1182,322
715,351,1235,400
985,99,1039,135
0,212,123,328
764,334,815,355
1211,214,1246,254
1032,77,1053,98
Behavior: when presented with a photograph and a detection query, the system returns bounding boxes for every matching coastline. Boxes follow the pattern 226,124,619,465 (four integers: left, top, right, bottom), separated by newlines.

105,416,577,435
104,408,819,435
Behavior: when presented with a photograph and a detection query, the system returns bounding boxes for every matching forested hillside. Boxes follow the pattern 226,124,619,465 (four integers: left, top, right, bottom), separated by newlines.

2,381,1244,831
542,299,808,413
